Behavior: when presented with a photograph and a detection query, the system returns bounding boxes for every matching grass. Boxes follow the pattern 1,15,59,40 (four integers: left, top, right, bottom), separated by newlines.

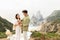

0,32,7,38
45,32,60,38
31,31,43,38
31,31,60,38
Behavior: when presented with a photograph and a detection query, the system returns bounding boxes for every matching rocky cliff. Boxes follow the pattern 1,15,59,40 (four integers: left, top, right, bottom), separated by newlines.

40,10,60,33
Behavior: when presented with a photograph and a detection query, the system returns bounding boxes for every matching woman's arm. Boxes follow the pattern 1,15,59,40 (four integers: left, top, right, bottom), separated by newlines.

13,24,16,30
13,23,18,30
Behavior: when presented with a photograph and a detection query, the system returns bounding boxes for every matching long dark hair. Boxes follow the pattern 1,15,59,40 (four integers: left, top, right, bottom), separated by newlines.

15,14,20,20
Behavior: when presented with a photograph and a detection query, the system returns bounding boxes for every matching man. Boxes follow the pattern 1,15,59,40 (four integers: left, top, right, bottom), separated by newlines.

22,10,30,40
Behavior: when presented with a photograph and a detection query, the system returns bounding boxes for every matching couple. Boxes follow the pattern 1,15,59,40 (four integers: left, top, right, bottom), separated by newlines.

13,10,30,40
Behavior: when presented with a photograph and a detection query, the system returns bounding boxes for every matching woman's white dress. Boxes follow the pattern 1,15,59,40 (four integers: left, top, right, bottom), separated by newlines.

10,21,21,40
15,26,21,40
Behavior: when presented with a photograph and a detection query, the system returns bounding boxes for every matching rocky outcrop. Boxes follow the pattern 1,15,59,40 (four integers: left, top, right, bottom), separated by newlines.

46,10,60,22
30,10,60,40
30,11,43,26
39,10,60,33
40,22,60,33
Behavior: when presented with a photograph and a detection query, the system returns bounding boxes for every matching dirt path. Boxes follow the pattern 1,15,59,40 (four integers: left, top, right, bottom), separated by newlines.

0,38,7,40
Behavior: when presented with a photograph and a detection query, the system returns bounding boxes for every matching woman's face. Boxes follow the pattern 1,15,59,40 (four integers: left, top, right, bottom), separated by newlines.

17,14,20,19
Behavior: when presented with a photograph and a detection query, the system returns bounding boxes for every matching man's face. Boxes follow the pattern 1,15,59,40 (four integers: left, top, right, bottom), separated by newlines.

23,13,27,17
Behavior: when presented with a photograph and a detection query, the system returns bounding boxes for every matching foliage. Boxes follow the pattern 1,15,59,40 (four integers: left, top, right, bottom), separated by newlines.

0,32,7,38
0,16,13,32
31,31,60,38
31,31,43,38
45,33,60,38
0,17,13,38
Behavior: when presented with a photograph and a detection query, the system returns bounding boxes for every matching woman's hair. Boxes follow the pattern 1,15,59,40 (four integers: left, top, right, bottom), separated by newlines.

15,14,20,20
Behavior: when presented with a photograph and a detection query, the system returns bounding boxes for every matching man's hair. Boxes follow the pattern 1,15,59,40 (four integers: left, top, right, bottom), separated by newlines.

22,10,28,13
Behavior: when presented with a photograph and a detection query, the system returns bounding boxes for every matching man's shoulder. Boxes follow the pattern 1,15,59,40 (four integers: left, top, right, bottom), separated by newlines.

26,16,30,19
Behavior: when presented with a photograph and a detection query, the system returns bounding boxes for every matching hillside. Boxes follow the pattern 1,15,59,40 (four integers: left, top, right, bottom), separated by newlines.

46,10,60,22
40,10,60,33
31,11,43,26
0,16,13,32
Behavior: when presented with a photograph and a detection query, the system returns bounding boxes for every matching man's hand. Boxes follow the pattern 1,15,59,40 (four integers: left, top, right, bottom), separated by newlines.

14,23,18,26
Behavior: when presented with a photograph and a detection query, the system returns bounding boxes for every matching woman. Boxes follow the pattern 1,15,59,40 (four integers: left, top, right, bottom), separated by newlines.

13,14,22,40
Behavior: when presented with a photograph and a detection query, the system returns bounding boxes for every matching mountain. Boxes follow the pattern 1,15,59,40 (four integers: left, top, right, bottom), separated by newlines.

31,11,43,26
46,10,60,22
40,10,60,33
0,16,13,32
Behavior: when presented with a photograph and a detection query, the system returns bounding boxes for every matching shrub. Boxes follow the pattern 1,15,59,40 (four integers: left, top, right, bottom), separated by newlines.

0,32,7,38
31,31,42,38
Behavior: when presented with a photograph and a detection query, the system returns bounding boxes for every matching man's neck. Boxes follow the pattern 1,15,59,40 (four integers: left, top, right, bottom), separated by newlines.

25,15,28,17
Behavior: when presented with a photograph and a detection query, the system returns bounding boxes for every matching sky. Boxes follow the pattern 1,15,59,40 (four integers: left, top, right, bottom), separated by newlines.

0,0,60,23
